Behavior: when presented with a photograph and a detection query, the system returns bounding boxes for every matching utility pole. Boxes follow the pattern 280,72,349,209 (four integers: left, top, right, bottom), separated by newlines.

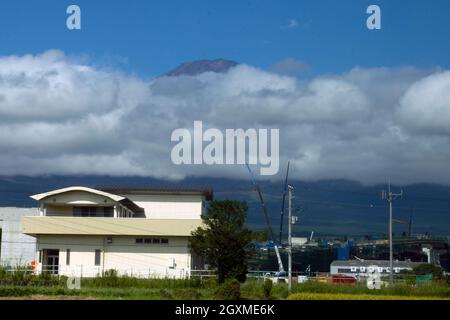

381,183,403,284
288,184,294,291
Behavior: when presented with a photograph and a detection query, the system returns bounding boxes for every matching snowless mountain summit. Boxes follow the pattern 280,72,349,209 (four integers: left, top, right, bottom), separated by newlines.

164,58,239,76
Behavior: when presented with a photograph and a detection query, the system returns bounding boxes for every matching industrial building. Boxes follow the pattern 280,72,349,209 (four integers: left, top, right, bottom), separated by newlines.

330,259,423,278
21,186,213,278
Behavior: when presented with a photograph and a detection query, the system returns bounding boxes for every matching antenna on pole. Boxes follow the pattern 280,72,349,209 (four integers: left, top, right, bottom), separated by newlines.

381,181,403,284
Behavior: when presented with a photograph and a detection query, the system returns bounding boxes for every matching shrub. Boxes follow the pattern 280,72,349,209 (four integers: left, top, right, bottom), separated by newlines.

263,279,273,299
201,277,218,288
0,266,8,280
412,264,443,280
159,289,173,299
173,289,202,300
271,283,289,299
214,278,241,300
103,269,119,278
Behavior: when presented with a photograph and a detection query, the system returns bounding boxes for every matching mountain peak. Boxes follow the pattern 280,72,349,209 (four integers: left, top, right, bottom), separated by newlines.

164,59,239,77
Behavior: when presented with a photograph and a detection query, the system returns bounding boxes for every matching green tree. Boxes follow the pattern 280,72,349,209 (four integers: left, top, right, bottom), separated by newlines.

412,263,443,280
190,200,253,283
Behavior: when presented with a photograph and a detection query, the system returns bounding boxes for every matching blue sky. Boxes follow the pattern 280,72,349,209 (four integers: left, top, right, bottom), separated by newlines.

0,0,448,76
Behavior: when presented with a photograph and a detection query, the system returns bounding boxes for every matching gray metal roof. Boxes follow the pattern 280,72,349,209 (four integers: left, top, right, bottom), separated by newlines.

331,260,423,268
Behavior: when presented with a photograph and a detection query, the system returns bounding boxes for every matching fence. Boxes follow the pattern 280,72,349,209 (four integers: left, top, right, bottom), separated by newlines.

0,264,193,280
0,264,436,287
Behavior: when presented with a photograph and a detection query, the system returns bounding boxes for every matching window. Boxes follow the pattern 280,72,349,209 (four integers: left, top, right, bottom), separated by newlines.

136,238,169,245
73,207,114,217
95,249,101,266
337,268,352,273
66,249,70,266
102,207,114,217
38,250,42,263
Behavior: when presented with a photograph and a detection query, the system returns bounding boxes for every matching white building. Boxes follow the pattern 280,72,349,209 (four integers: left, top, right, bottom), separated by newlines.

21,186,213,278
330,260,422,278
0,207,38,266
291,237,308,247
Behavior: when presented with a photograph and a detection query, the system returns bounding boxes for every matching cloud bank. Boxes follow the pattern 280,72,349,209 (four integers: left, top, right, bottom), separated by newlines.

0,50,449,184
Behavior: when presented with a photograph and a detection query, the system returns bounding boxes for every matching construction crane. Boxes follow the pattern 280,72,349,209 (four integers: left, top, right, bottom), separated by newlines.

279,161,290,245
245,164,285,273
392,214,413,237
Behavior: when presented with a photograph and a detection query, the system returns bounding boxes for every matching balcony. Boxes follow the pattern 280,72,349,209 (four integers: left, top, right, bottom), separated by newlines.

22,216,203,236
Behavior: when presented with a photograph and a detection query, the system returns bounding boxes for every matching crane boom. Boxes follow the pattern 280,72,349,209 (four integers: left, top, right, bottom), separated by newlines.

245,164,285,273
279,161,290,244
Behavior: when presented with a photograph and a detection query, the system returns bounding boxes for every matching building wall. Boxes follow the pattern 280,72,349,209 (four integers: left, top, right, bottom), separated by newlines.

0,207,38,266
41,191,117,207
36,235,192,278
330,264,413,277
125,194,204,219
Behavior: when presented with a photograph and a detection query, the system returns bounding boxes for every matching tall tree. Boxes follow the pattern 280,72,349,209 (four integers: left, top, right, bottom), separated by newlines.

190,200,253,283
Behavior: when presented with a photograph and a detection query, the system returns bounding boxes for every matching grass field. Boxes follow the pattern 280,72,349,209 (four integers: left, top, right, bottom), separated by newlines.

288,292,450,300
0,267,449,300
0,279,448,300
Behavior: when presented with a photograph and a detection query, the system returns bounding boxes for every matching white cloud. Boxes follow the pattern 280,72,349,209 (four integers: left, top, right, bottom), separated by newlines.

0,51,449,184
269,58,310,76
396,70,450,135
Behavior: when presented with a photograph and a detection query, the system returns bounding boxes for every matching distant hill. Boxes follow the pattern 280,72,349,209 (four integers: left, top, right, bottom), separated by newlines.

164,59,239,76
0,175,449,237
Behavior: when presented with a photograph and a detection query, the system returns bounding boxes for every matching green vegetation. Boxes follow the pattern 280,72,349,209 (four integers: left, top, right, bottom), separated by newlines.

288,293,449,300
190,200,253,283
286,279,450,300
262,279,273,299
214,278,241,300
1,265,448,300
410,264,444,280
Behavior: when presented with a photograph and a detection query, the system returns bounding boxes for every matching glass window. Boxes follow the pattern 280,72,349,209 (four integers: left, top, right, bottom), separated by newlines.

95,249,101,266
66,249,70,266
144,238,152,244
73,207,114,217
152,238,161,244
136,238,143,244
161,238,169,244
103,207,114,217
